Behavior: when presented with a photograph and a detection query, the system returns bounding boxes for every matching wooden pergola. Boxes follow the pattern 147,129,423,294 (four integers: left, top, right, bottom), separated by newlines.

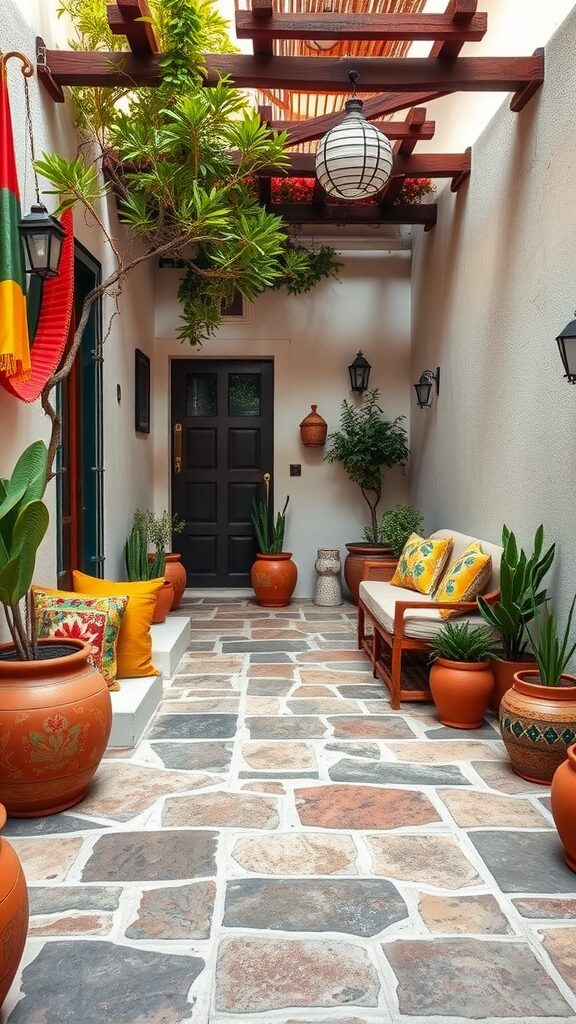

36,0,544,231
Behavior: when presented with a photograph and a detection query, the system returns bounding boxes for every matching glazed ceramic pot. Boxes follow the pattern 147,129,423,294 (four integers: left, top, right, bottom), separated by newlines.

551,743,576,872
164,553,187,609
0,804,29,1009
299,405,328,447
152,580,175,623
0,640,112,817
489,656,538,712
344,542,397,605
500,670,576,784
251,553,298,607
429,658,494,730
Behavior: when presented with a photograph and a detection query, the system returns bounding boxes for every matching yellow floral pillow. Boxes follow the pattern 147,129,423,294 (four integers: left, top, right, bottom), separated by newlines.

391,533,453,596
434,542,493,618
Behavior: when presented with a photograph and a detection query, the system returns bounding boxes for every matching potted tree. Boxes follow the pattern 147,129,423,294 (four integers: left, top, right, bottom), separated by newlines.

477,525,555,710
146,511,186,611
325,389,409,603
250,482,296,607
429,621,499,729
369,504,424,557
125,510,173,623
500,597,576,784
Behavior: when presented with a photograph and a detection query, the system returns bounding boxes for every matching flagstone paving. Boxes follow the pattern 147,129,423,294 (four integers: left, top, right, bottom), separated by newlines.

5,597,576,1023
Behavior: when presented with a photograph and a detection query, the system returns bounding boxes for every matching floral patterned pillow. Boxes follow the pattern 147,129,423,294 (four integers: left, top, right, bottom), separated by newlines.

33,591,128,691
434,542,493,618
390,532,454,596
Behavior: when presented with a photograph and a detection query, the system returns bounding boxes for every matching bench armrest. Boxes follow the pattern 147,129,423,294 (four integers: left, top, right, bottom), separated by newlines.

362,559,398,582
392,589,500,639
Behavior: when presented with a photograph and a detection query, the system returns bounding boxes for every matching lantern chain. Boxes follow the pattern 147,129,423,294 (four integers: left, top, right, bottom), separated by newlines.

23,75,40,204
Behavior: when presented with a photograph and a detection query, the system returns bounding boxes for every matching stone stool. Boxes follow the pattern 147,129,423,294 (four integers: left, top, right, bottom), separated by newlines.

313,548,342,607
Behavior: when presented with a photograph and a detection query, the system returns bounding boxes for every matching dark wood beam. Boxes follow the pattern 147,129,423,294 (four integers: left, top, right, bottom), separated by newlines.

385,107,426,203
277,91,446,146
258,104,273,205
250,0,274,56
275,117,436,144
431,0,478,59
236,10,487,43
36,37,65,102
107,0,159,57
510,47,545,111
254,151,471,179
450,146,471,190
268,202,437,227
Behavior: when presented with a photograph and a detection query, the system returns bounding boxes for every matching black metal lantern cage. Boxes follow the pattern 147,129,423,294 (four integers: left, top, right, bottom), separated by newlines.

556,317,576,383
18,203,66,279
348,351,372,393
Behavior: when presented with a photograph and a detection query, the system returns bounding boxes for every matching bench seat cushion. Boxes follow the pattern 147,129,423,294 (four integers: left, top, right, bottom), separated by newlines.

359,580,491,641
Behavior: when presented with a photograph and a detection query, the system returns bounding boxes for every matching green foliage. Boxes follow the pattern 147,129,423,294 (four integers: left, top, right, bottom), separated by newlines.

271,241,343,296
429,621,499,664
525,597,576,687
325,390,409,542
251,495,289,555
365,504,424,554
477,525,555,660
33,152,107,216
125,511,150,582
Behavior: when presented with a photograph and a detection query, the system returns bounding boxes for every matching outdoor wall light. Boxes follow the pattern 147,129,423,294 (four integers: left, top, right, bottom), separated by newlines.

348,351,372,393
18,203,65,279
414,367,440,408
556,315,576,383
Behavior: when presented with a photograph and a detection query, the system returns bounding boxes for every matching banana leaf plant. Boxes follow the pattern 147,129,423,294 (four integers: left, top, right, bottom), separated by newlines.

0,442,50,660
477,524,555,661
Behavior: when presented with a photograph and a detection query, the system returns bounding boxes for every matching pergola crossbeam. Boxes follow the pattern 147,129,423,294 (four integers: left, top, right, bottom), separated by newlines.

276,117,436,145
107,0,159,57
253,151,471,180
235,10,487,44
267,202,437,227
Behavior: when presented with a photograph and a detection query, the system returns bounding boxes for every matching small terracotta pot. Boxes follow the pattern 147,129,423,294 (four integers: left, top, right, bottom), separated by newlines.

251,553,298,607
299,405,327,446
551,743,576,872
429,658,494,729
0,804,29,1009
344,542,397,605
500,670,576,784
152,580,174,623
0,640,112,817
164,553,186,610
489,656,538,712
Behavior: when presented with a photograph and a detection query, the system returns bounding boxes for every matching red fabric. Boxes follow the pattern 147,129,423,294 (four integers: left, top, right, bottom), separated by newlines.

0,208,74,402
0,65,20,197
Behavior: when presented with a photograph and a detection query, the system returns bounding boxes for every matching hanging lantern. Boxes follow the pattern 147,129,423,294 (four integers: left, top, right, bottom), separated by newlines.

18,203,65,279
556,315,576,383
315,72,393,200
348,351,371,393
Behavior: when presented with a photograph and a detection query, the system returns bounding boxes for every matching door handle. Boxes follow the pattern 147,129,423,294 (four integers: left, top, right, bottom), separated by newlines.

174,423,182,475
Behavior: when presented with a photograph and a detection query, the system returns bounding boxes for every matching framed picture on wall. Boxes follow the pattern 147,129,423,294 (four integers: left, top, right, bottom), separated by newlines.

135,348,150,433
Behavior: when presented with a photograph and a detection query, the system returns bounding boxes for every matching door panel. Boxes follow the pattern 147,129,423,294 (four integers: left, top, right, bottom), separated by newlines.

172,359,273,587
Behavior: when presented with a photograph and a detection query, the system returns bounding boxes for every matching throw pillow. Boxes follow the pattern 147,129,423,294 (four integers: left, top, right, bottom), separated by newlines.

32,589,128,691
391,532,454,596
434,542,493,618
72,572,164,678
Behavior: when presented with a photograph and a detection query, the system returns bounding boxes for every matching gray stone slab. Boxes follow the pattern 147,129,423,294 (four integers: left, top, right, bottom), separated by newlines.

326,742,381,760
148,713,237,739
223,878,408,936
336,686,388,700
330,662,372,672
329,757,470,787
224,640,309,653
7,941,204,1024
426,722,499,740
304,613,348,621
250,653,293,663
469,830,576,893
247,679,293,696
82,830,217,882
239,771,319,780
2,814,104,836
29,886,122,915
151,741,233,771
246,716,327,739
126,881,216,940
184,642,215,651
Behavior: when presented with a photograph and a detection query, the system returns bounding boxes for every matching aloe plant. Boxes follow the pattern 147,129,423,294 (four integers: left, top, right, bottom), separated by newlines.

525,597,576,686
251,495,289,554
0,442,50,660
429,621,499,664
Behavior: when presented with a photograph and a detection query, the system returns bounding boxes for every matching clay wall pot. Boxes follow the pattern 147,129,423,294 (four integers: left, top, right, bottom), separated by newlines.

551,743,576,872
500,670,576,784
0,640,112,817
489,657,538,712
0,805,29,1009
251,553,298,607
299,405,327,447
344,542,397,605
164,553,187,609
429,658,494,729
152,580,175,623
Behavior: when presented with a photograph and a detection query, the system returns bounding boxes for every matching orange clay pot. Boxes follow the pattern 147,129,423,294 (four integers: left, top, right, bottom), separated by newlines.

0,804,29,1009
551,743,576,872
251,553,298,608
344,543,397,605
152,580,174,623
500,670,576,785
429,658,494,730
489,656,538,712
164,553,187,609
0,639,112,817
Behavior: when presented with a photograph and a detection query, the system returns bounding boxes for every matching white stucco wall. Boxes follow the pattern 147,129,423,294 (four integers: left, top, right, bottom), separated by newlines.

153,249,412,596
410,4,576,639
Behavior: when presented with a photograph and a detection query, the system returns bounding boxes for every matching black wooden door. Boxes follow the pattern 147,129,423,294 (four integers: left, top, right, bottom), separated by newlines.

171,359,274,587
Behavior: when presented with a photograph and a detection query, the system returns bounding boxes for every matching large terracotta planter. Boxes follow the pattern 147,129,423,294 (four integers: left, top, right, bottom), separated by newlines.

429,658,494,730
164,553,186,609
0,640,112,817
0,804,29,1009
251,553,298,607
489,656,538,712
344,542,397,605
500,670,576,784
152,580,174,623
551,743,576,872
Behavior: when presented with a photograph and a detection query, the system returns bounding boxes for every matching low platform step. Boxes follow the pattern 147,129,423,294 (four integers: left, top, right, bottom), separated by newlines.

151,615,190,679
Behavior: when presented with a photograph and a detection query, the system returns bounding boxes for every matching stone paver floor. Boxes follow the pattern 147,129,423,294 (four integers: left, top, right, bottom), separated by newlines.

4,598,576,1023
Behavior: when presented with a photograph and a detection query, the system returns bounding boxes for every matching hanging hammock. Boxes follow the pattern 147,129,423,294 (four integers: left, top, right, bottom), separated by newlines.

0,207,74,403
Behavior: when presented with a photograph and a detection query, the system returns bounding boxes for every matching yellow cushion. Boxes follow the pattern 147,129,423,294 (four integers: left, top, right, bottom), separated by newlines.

72,572,164,678
391,532,453,596
434,542,493,619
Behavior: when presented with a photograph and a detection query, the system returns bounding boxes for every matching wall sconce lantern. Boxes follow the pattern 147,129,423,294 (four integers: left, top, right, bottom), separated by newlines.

18,203,66,279
348,351,371,393
556,315,576,383
414,366,440,408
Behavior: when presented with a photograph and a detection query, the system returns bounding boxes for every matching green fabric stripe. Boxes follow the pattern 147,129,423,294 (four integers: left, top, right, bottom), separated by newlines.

0,186,26,291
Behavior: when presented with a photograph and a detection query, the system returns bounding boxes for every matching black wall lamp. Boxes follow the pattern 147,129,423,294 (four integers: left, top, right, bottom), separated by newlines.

18,203,65,279
348,351,371,393
556,315,576,383
414,366,440,408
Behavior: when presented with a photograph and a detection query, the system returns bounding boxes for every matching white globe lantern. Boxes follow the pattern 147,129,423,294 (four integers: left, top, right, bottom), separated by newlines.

315,97,393,201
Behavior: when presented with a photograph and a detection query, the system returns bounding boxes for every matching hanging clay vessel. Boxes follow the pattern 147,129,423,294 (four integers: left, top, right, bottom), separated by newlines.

300,405,328,447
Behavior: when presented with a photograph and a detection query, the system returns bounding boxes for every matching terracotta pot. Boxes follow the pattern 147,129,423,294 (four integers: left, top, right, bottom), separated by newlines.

251,553,298,607
344,542,397,605
0,804,29,1009
500,670,576,784
551,743,576,872
0,640,111,817
489,656,538,712
152,580,174,623
299,405,327,447
429,658,494,730
164,554,186,610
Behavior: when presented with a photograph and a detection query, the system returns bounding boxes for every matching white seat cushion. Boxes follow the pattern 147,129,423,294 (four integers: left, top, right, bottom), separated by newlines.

359,580,493,641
